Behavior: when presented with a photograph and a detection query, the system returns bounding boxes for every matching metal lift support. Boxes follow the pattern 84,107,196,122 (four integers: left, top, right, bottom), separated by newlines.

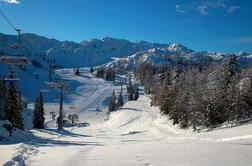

46,80,71,130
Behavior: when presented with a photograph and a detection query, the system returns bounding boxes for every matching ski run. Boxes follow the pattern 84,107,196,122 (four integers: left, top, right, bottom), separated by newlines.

1,68,252,166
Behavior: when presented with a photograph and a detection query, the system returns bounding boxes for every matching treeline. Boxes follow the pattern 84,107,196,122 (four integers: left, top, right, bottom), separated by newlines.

0,78,46,140
108,89,124,114
127,74,139,101
96,67,116,81
32,59,42,68
107,75,140,116
134,56,252,129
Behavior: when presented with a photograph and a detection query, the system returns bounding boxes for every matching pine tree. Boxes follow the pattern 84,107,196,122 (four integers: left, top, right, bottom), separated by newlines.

5,83,24,130
108,90,117,114
33,92,45,129
133,84,139,101
1,80,8,120
127,73,134,101
128,91,133,101
173,58,183,83
127,73,132,93
105,68,116,81
96,67,105,78
16,88,23,111
206,55,239,125
75,68,80,75
90,67,94,73
117,92,124,108
0,79,4,120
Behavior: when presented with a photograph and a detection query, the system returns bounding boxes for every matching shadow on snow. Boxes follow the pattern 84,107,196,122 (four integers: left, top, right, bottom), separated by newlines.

2,128,105,147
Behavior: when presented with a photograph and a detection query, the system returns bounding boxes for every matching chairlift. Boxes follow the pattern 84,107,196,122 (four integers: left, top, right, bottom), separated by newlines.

69,104,76,110
40,83,51,93
2,65,21,82
0,11,29,66
40,88,50,93
4,77,21,83
54,99,60,102
1,55,29,65
34,72,39,79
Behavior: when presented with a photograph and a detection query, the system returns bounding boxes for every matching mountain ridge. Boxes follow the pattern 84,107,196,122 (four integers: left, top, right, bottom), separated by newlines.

0,32,251,68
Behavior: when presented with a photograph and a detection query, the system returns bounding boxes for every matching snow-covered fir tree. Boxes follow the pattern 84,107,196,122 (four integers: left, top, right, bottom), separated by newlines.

5,83,24,130
90,67,94,73
128,91,133,101
16,88,23,111
0,79,5,120
75,68,80,75
173,58,183,83
127,73,132,93
117,91,124,108
96,67,106,78
108,90,117,114
127,73,134,101
33,92,45,129
133,83,139,101
105,68,116,81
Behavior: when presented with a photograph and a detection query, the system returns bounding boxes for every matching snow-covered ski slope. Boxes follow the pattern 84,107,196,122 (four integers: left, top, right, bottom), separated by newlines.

1,69,252,166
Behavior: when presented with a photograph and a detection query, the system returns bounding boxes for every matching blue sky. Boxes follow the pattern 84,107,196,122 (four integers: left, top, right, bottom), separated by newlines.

0,0,251,53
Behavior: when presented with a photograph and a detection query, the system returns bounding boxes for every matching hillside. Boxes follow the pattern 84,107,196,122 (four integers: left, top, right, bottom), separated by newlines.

1,69,252,166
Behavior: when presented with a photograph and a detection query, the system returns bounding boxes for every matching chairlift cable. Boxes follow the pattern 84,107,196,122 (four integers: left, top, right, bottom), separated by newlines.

0,10,22,45
0,10,28,68
0,10,19,33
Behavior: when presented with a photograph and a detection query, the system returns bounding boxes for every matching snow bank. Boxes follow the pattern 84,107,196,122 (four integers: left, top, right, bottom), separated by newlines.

154,114,193,135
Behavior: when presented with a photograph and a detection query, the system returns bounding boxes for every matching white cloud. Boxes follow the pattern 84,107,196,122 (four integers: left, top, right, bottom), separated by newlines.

228,6,240,14
1,0,20,4
196,5,208,15
176,4,186,14
195,1,240,15
206,1,226,9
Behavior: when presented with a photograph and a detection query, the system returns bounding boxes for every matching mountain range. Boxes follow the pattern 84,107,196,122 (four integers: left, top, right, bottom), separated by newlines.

0,33,251,68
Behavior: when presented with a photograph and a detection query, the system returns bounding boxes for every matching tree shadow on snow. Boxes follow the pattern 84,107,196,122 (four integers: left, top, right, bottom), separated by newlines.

121,130,148,136
118,108,143,112
40,128,93,138
2,129,105,147
119,116,142,127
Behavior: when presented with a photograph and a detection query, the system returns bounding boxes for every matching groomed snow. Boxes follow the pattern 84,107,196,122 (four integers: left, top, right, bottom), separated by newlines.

1,69,252,166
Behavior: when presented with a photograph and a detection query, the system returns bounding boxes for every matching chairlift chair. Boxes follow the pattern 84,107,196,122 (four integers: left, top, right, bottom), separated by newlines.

69,104,76,110
0,34,29,65
1,55,29,65
0,11,29,66
4,77,21,83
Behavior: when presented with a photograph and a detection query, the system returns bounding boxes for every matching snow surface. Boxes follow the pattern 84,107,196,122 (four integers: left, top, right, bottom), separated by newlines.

1,69,252,166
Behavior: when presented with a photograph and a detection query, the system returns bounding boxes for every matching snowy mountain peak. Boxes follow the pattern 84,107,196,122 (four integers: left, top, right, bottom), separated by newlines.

236,51,250,57
101,36,129,43
167,43,193,53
